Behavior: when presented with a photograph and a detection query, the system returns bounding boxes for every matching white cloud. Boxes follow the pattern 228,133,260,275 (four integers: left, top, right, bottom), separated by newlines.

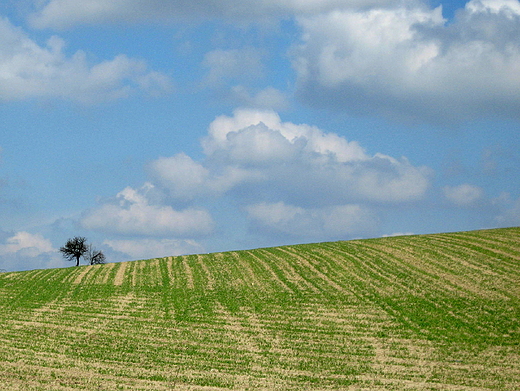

199,109,430,204
81,183,214,237
88,109,430,243
246,202,379,238
0,17,171,103
0,231,65,271
29,0,397,29
203,108,368,161
293,0,520,122
149,153,210,201
0,231,54,257
443,184,484,207
104,238,205,260
149,153,259,200
467,0,520,15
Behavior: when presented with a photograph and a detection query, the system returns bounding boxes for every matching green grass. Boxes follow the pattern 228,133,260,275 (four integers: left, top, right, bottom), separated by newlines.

0,227,519,390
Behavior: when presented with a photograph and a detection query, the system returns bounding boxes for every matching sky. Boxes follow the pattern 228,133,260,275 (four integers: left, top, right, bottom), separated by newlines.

0,0,519,271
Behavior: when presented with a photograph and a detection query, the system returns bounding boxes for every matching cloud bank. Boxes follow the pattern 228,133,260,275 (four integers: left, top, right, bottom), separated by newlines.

81,184,215,237
9,0,520,123
0,17,171,103
246,202,379,239
293,0,520,122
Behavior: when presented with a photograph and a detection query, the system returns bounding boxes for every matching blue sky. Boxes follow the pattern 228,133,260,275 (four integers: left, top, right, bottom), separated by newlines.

1,0,519,271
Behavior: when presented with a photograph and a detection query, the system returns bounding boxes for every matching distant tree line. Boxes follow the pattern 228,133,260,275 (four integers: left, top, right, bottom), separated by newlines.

60,237,106,266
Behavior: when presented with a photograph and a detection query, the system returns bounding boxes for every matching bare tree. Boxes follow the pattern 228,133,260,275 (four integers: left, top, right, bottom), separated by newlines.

59,237,88,267
85,244,106,265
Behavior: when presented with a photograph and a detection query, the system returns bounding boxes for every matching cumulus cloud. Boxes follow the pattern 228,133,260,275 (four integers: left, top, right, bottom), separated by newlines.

203,108,368,161
81,183,214,237
443,184,484,207
0,17,171,103
149,153,210,200
293,0,520,123
197,109,430,205
246,202,379,238
149,152,259,201
104,238,205,260
28,0,397,29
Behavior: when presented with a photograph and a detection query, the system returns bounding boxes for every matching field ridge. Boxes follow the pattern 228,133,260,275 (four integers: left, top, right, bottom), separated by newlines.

0,227,519,390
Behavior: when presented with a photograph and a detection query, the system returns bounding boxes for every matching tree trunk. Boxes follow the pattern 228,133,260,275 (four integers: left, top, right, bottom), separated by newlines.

75,255,80,266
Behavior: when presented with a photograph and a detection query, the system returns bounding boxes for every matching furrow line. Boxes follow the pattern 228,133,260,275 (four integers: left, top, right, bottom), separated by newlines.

259,248,321,294
98,261,116,284
183,255,208,290
181,256,195,290
361,239,509,300
317,242,472,338
211,252,247,290
402,236,517,298
243,250,294,293
430,234,520,274
276,246,352,296
338,242,447,297
229,251,267,292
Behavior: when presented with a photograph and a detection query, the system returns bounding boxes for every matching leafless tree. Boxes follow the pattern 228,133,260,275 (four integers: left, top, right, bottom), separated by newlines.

85,244,106,265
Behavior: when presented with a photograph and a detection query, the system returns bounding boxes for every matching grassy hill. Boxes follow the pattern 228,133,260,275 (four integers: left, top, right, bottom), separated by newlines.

0,227,519,390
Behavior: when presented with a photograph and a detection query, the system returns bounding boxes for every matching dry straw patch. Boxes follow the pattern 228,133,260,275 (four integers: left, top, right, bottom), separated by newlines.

196,254,215,290
164,256,175,283
181,256,195,289
72,266,91,285
113,261,127,286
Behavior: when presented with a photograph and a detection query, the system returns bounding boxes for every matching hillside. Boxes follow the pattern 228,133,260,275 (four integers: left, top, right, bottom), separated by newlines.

0,227,519,390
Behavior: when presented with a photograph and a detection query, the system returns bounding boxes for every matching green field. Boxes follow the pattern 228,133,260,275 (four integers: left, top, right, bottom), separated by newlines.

0,227,519,390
